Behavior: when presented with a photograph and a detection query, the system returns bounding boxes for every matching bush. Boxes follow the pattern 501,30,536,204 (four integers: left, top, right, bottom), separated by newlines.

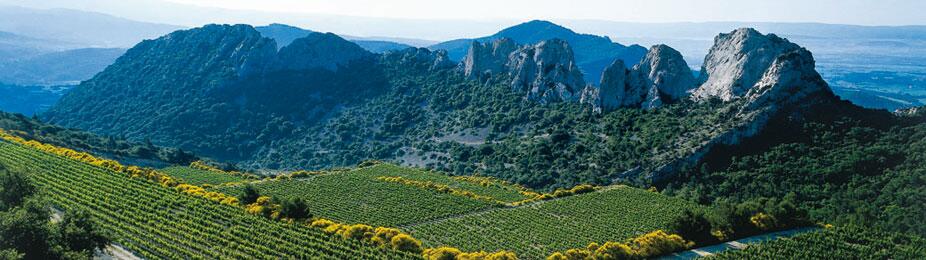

239,184,260,205
422,247,462,260
278,198,311,220
390,234,422,253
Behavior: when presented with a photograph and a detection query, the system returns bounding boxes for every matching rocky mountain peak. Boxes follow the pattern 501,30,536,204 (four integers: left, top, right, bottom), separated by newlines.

741,47,834,111
582,44,694,111
692,28,801,101
124,24,277,83
631,44,696,108
508,38,587,103
461,37,518,78
582,59,630,112
271,32,370,72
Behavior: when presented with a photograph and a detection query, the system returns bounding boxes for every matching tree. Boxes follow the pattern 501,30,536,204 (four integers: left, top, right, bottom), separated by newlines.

54,210,109,256
278,198,311,220
0,166,35,211
0,167,109,259
669,209,718,246
239,184,260,205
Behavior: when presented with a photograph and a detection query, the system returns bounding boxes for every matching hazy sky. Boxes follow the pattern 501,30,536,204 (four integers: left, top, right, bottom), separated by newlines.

164,0,926,25
3,0,926,41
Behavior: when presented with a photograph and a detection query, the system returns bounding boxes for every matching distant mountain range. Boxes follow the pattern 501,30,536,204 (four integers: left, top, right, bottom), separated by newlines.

254,23,414,53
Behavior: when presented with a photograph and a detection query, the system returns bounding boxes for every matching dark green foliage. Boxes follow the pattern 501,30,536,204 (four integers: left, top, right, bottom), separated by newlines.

668,209,717,246
665,103,926,236
54,210,109,257
0,166,109,259
0,111,197,167
239,184,261,205
277,197,311,220
0,165,34,211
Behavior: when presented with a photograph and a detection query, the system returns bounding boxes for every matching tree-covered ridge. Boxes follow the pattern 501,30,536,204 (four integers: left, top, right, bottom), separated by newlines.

0,111,196,167
663,101,926,237
241,51,749,190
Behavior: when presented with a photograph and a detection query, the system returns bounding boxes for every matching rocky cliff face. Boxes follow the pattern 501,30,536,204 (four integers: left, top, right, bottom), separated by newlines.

508,39,587,103
461,38,517,78
631,44,697,108
459,37,588,103
692,28,802,101
271,32,370,72
646,29,837,181
582,44,694,111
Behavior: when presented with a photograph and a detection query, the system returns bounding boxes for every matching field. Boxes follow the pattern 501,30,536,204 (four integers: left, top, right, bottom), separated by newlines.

217,163,531,226
0,141,415,259
160,166,249,186
710,226,926,259
405,186,703,259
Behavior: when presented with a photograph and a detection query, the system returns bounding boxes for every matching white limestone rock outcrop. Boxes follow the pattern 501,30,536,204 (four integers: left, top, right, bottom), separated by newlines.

582,44,694,111
461,38,518,78
508,39,587,103
692,28,801,101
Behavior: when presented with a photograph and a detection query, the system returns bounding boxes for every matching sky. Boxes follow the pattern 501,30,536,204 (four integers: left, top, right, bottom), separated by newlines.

2,0,926,41
162,0,926,26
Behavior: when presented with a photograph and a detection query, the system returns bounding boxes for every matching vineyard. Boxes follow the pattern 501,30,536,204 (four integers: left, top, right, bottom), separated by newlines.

405,186,703,259
160,166,250,186
0,141,416,259
217,163,527,226
709,226,926,259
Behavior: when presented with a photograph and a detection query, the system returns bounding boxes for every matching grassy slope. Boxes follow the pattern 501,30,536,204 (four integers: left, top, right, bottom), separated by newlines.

405,186,703,259
0,141,414,259
218,163,531,226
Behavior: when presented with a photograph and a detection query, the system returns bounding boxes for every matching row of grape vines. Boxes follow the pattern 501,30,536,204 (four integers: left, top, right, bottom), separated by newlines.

710,226,926,259
406,186,702,259
217,164,497,227
0,141,416,259
160,166,250,186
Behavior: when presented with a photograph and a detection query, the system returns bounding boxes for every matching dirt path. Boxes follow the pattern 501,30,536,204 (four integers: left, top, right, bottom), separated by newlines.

657,227,820,259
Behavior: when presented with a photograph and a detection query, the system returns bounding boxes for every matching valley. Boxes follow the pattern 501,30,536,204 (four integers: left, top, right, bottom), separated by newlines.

0,3,925,259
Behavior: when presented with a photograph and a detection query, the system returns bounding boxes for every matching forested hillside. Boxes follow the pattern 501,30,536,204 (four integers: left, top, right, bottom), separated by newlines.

664,101,926,236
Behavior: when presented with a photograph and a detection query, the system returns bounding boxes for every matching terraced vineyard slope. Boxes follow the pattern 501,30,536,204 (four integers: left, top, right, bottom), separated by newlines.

0,141,416,259
405,186,703,259
217,163,533,226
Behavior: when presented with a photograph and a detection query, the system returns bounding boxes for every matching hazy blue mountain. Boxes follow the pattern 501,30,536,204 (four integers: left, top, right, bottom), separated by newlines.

350,40,413,53
256,23,414,53
0,31,78,61
255,23,313,49
0,48,125,85
430,20,647,83
0,5,181,48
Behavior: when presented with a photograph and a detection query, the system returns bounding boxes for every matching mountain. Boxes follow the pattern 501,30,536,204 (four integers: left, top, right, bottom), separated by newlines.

256,23,414,53
0,47,125,85
581,44,696,111
45,23,835,189
430,20,647,83
44,24,387,159
0,6,181,48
